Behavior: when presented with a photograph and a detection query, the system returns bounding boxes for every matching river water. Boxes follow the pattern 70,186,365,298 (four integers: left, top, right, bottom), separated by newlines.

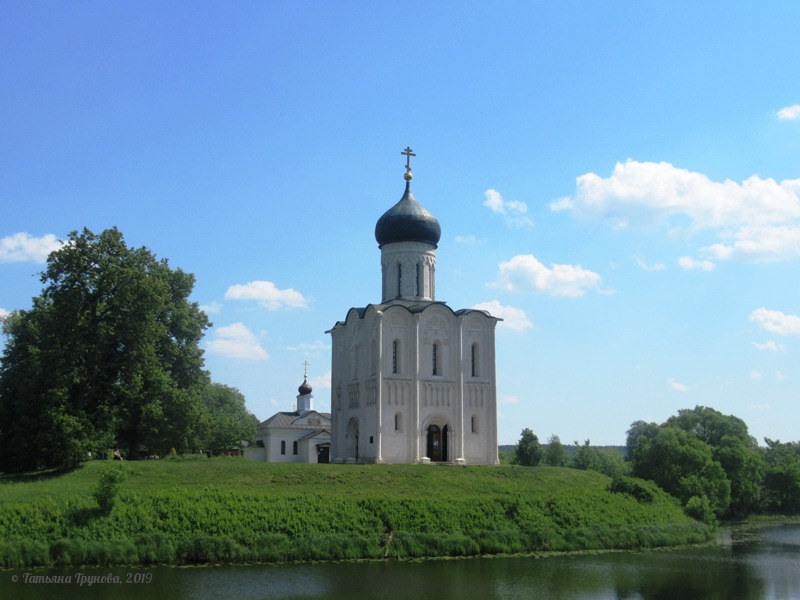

2,524,799,599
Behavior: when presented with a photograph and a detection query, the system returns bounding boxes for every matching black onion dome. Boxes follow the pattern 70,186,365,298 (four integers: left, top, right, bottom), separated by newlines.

298,378,312,396
375,182,441,248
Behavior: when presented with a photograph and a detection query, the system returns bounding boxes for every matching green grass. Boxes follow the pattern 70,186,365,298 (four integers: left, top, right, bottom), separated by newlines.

0,458,711,567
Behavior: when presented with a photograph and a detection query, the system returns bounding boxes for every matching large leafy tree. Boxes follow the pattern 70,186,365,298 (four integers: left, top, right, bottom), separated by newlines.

569,440,627,478
762,439,800,514
666,406,764,517
0,227,210,471
631,426,731,518
197,383,258,452
542,434,567,467
514,428,542,466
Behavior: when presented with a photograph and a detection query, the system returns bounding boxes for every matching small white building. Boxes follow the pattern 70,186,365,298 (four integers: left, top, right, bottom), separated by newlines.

327,149,500,464
245,375,331,463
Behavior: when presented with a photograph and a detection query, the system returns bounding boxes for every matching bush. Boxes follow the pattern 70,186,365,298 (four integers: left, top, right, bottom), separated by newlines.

93,465,127,515
684,495,716,526
609,475,654,502
134,533,176,564
0,540,50,568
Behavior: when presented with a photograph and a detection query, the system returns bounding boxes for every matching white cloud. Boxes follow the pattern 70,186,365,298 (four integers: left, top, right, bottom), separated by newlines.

678,256,716,271
483,189,533,228
455,235,478,245
502,395,521,404
777,104,800,120
206,322,269,360
199,301,222,315
776,370,786,381
472,300,533,332
703,225,800,262
749,403,770,411
668,378,689,392
553,160,800,263
225,281,308,310
286,340,329,354
0,308,9,319
0,232,62,263
633,255,666,271
549,196,573,211
309,371,331,390
749,308,800,336
556,160,800,228
753,340,783,352
750,370,762,380
488,254,601,297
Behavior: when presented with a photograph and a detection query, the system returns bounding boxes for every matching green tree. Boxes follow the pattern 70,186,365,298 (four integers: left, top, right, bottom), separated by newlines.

197,383,258,451
542,434,567,467
569,440,627,478
762,439,800,514
665,406,750,447
666,406,764,517
631,426,730,519
0,228,210,471
514,428,542,466
626,420,659,459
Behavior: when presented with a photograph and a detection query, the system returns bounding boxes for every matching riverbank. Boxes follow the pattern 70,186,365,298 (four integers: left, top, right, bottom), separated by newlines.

0,459,710,568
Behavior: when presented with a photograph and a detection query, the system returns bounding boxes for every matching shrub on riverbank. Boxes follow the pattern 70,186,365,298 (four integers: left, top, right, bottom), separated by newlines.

0,459,711,567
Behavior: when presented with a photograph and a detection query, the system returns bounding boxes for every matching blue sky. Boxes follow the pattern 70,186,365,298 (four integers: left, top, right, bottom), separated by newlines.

2,2,800,445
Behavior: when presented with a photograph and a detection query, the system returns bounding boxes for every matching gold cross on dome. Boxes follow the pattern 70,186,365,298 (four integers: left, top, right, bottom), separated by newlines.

401,146,416,172
302,360,310,378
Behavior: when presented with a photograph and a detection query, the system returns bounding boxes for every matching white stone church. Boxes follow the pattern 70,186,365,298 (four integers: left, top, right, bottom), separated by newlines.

327,148,500,464
245,372,331,463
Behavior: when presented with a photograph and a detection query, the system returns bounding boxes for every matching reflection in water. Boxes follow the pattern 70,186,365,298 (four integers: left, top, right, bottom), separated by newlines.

2,524,798,600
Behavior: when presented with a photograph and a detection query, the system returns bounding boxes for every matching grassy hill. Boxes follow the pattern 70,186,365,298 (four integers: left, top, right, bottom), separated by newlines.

0,458,710,567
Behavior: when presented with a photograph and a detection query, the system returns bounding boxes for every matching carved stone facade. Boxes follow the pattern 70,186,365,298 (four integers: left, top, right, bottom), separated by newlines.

380,242,437,302
327,163,500,464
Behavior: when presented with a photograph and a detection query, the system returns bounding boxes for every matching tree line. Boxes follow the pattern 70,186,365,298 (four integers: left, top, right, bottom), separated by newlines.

514,406,800,523
0,228,256,472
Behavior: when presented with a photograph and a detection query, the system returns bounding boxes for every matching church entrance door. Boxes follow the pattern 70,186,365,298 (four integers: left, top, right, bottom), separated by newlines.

316,443,330,464
427,424,448,462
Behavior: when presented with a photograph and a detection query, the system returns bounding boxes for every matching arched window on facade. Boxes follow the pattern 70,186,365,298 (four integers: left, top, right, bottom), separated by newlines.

471,414,478,433
432,342,440,376
394,412,402,431
280,440,286,455
471,343,479,377
293,440,298,455
397,263,402,298
392,339,399,374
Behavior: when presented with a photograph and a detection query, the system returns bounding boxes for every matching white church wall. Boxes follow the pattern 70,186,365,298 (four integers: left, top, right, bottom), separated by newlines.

254,427,331,464
243,447,265,462
300,438,324,463
265,430,294,463
382,306,413,379
419,306,458,381
380,241,436,302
